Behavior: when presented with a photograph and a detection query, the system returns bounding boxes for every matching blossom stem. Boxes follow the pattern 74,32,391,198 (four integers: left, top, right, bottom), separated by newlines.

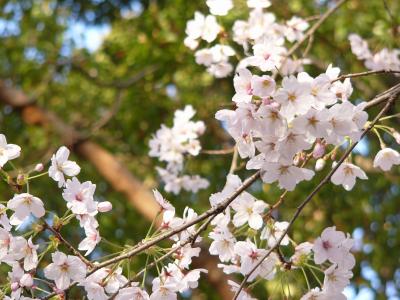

306,265,323,286
27,171,48,180
373,128,386,148
301,267,311,291
379,112,400,121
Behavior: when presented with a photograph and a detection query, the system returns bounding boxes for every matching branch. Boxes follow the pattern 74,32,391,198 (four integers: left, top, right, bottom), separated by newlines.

201,148,235,155
109,216,215,299
286,0,348,58
90,171,261,272
365,83,400,109
332,69,400,83
43,221,94,268
233,89,399,299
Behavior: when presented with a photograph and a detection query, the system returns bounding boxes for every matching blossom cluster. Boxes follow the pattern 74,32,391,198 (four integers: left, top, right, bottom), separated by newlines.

185,0,310,78
149,105,209,194
1,0,400,299
349,33,400,72
0,138,114,299
205,174,356,299
216,64,369,192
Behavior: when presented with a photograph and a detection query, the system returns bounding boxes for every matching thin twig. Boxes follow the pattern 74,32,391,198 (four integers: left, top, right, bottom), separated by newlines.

229,146,239,174
233,92,398,300
44,221,93,267
108,216,216,299
202,148,235,155
286,0,348,58
332,69,400,83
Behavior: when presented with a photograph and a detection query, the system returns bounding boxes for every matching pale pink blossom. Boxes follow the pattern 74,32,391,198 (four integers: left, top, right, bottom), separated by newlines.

44,251,87,290
7,193,45,226
49,146,81,188
373,148,400,171
0,134,21,167
331,162,367,191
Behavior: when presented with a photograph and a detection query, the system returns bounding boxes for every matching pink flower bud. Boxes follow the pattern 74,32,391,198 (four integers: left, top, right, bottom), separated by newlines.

393,130,400,144
313,142,325,159
11,282,19,291
315,159,326,171
98,201,112,213
20,274,33,287
34,163,44,172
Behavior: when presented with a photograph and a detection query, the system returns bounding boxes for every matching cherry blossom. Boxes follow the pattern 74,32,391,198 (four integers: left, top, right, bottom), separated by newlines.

48,146,81,188
312,227,346,265
234,240,277,281
44,251,87,290
21,237,38,271
62,177,97,215
206,0,233,16
274,75,312,121
323,264,352,293
0,134,21,168
0,204,11,231
115,283,150,300
260,162,314,191
78,225,101,255
373,148,400,171
261,221,290,247
247,0,271,9
231,193,268,230
184,12,220,49
209,227,236,262
331,162,368,191
7,193,45,226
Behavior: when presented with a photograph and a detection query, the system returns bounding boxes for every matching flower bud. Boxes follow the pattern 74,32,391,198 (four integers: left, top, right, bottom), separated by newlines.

16,174,27,186
34,163,44,172
313,142,325,159
98,201,112,213
315,159,326,171
20,273,33,287
11,282,19,291
392,130,400,144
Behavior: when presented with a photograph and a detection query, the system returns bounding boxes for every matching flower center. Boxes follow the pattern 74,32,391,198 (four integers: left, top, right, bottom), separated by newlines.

322,240,331,250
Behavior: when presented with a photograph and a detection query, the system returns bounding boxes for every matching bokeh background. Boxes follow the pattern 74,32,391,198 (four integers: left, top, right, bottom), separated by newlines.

0,0,399,299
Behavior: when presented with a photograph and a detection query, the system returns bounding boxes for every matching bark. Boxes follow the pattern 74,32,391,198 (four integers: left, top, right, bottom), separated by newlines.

0,81,234,299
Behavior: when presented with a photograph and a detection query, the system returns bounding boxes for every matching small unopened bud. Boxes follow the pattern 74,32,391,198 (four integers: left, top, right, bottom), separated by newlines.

34,163,44,172
11,282,19,291
20,273,33,288
332,161,338,169
315,158,326,171
98,201,112,213
16,174,27,186
313,142,325,159
392,130,400,144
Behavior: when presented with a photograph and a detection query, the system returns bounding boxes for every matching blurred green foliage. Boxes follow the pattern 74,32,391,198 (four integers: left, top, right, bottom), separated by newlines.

0,0,400,299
